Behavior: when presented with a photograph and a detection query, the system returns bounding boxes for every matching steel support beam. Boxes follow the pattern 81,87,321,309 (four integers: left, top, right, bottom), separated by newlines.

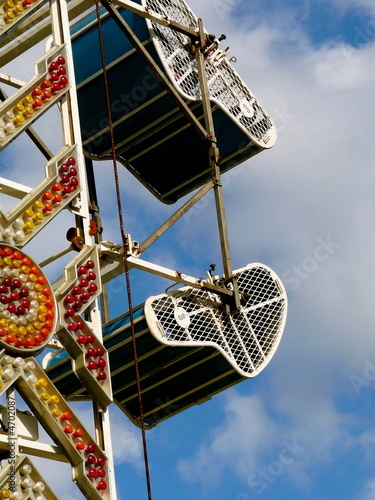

112,0,199,39
99,244,234,298
138,180,215,254
194,18,233,281
0,88,54,160
100,0,208,141
0,0,95,66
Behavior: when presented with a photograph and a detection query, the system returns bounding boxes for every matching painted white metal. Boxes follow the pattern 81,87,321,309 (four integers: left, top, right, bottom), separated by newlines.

0,0,117,497
144,263,288,377
142,0,277,148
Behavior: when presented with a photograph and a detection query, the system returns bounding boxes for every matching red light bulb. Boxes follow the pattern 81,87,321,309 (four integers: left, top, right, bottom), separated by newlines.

64,294,75,304
16,305,26,315
0,295,9,305
7,304,17,314
73,299,83,311
60,174,70,184
60,411,72,421
12,279,21,289
60,76,68,86
67,322,77,332
10,291,19,301
81,291,90,303
86,443,96,454
42,191,52,201
87,468,98,479
41,79,51,89
96,347,105,357
78,266,88,276
86,454,96,464
87,360,98,370
86,348,96,357
64,307,75,318
59,163,69,173
98,358,107,369
32,98,43,109
96,480,107,491
51,82,61,93
76,320,85,330
73,427,84,438
75,440,85,451
98,468,106,477
49,61,59,72
89,283,98,294
52,182,62,192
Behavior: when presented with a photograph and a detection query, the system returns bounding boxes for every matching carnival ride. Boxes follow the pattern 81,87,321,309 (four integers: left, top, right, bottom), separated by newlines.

0,0,287,498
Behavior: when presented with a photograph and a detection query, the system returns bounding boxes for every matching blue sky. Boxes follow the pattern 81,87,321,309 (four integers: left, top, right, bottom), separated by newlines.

2,0,375,499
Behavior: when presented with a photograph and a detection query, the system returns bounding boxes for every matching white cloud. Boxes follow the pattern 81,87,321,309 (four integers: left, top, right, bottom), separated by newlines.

177,389,351,494
177,392,278,488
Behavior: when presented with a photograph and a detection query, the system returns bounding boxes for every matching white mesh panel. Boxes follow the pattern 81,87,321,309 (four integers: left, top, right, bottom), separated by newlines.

142,0,275,144
145,263,287,377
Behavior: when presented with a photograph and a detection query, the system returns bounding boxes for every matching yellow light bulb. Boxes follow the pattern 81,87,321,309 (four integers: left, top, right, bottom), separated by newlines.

23,208,34,219
39,391,50,401
35,377,48,389
8,324,17,334
51,407,62,417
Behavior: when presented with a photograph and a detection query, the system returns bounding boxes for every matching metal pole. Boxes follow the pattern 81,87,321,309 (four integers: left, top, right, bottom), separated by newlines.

100,0,208,141
194,18,233,280
138,180,215,254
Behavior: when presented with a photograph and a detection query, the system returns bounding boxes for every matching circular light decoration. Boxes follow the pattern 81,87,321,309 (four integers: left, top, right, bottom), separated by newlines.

0,244,57,355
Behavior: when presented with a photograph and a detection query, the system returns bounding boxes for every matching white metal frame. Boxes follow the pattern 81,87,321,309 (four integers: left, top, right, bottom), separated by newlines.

0,0,117,498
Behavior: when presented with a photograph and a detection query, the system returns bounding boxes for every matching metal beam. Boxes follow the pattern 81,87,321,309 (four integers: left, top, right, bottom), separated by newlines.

194,18,233,281
0,435,67,463
100,0,208,141
138,180,215,254
112,0,199,39
0,88,53,160
0,0,94,66
0,73,25,88
99,245,233,297
0,177,32,199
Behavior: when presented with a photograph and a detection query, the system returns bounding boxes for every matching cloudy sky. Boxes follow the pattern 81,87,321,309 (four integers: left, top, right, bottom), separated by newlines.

2,0,375,499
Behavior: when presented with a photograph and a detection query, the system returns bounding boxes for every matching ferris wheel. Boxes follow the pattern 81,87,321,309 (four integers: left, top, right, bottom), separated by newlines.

0,0,287,498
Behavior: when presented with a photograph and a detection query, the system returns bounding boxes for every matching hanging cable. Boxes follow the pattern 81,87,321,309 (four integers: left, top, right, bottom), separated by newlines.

94,2,153,499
